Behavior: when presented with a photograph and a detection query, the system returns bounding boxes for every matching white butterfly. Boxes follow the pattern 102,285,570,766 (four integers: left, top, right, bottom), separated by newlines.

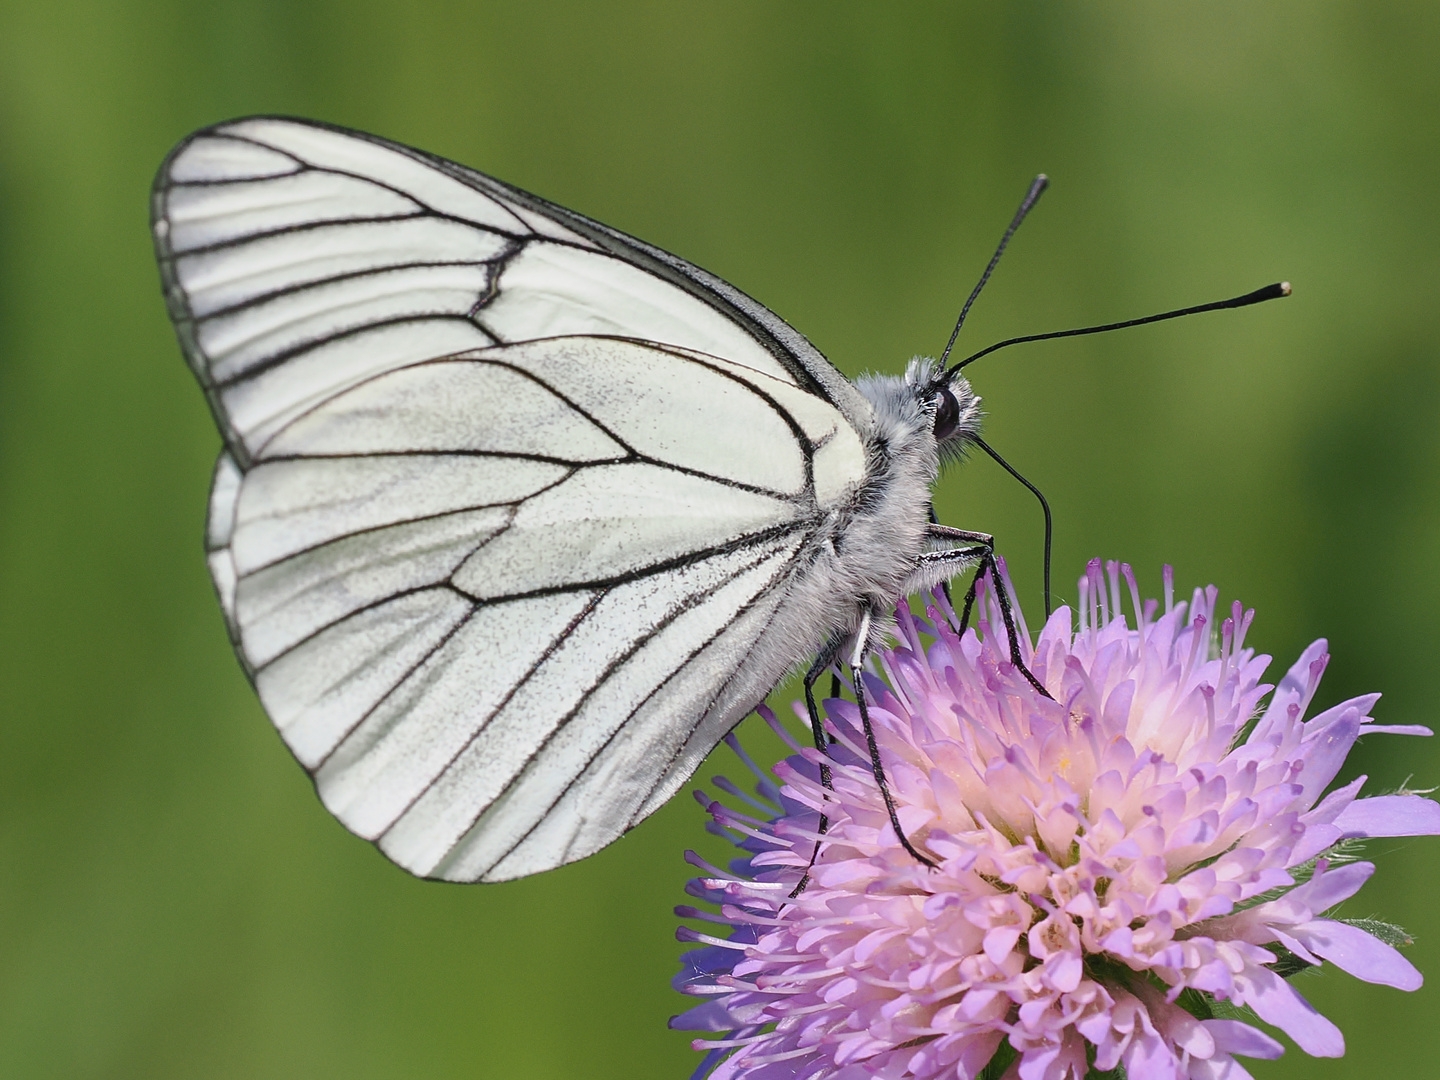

151,117,1055,882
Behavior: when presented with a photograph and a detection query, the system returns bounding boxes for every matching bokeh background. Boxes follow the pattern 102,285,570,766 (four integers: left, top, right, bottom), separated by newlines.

2,2,1438,1077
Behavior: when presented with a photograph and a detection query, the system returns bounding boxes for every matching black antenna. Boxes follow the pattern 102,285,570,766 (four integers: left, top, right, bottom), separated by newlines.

974,436,1052,616
952,281,1292,373
937,174,1049,369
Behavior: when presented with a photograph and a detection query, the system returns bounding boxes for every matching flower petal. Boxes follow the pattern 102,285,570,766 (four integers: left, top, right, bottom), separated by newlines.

1290,919,1422,990
1251,639,1326,743
1202,1018,1284,1059
1233,963,1344,1057
1335,794,1440,838
1294,707,1362,806
1362,724,1432,736
671,998,750,1032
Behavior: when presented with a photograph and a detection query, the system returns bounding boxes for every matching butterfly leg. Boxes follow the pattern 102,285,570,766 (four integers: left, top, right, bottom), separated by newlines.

789,638,846,897
849,605,939,869
922,527,1055,701
928,503,955,609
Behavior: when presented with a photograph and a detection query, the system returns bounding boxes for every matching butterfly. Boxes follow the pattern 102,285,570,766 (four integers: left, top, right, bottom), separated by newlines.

152,117,1284,883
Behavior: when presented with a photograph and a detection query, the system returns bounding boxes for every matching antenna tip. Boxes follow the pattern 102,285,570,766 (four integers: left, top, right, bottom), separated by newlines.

1247,281,1291,303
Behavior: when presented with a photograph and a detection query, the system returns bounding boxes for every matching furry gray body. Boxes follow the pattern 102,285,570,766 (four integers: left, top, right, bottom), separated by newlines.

777,357,984,663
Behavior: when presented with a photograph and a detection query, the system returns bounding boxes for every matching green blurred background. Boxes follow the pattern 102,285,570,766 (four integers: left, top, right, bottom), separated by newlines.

2,2,1438,1077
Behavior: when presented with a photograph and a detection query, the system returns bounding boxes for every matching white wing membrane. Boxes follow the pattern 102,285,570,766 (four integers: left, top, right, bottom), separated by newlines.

449,464,798,598
223,320,498,452
231,455,568,572
384,538,801,879
180,218,511,319
316,590,601,838
480,243,797,383
168,135,301,183
222,118,538,236
166,171,423,252
488,337,808,494
259,588,477,767
156,117,873,880
236,506,512,667
487,582,793,881
199,263,495,376
205,452,244,627
261,361,626,461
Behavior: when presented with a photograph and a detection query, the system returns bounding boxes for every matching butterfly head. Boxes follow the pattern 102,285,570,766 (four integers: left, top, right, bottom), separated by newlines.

854,358,982,476
911,358,982,467
923,366,981,445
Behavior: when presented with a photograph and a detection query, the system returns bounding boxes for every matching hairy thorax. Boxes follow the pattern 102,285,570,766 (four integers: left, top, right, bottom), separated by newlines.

786,361,982,652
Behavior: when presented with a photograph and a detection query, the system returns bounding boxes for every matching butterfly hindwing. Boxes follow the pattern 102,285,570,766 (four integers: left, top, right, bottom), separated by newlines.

157,117,870,880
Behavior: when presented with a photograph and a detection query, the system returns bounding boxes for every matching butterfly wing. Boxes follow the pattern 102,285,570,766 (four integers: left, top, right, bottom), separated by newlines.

155,117,870,881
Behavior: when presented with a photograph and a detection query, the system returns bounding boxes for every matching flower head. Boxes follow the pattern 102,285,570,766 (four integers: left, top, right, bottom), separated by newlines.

674,561,1440,1080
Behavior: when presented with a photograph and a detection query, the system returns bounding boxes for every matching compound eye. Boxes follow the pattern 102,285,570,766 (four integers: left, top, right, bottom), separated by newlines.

933,387,961,440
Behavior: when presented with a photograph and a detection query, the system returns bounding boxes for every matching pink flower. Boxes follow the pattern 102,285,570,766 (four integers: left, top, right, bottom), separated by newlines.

673,561,1440,1080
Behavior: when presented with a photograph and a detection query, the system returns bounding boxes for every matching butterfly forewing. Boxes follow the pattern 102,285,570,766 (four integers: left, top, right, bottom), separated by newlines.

157,117,871,880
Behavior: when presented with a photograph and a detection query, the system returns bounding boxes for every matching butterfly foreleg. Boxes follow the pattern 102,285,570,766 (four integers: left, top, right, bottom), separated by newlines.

923,526,1055,702
849,605,939,870
789,637,847,897
927,503,956,609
